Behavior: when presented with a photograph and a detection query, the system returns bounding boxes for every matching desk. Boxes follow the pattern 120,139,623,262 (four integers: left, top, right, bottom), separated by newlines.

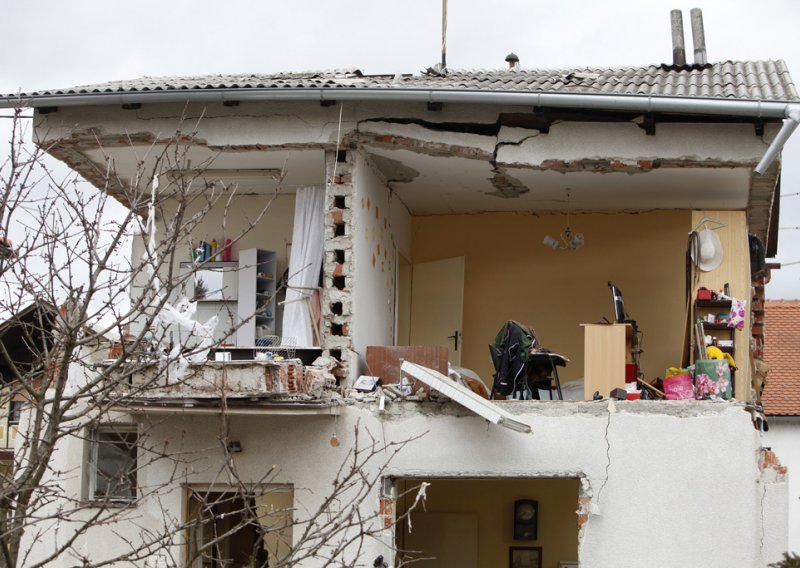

581,323,633,400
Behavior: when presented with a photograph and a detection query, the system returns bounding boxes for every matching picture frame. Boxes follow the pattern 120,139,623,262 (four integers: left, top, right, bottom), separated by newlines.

509,546,542,568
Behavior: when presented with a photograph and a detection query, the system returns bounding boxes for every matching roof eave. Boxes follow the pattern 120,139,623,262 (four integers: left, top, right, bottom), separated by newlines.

2,87,798,121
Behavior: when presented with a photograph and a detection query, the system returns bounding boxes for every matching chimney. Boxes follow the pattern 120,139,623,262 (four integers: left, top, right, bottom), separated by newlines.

690,8,708,65
505,52,520,71
670,9,686,66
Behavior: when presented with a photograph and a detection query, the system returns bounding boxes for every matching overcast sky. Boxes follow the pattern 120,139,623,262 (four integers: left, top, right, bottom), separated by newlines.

2,0,800,297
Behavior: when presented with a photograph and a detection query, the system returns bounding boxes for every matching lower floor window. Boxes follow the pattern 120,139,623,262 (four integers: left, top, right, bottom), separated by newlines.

89,426,138,502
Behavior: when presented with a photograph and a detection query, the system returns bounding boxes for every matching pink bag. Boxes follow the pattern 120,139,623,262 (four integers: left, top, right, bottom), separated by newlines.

664,373,695,400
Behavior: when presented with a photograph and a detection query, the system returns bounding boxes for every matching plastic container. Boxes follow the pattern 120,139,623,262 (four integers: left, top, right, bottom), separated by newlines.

664,373,694,400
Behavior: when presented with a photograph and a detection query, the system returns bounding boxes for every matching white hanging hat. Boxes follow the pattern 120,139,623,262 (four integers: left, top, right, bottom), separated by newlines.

692,229,724,272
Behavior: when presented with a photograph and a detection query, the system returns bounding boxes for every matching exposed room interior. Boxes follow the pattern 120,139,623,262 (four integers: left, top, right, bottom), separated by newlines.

186,486,293,568
394,477,580,568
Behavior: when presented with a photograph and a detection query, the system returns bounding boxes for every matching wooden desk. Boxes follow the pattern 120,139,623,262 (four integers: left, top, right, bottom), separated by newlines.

581,323,633,400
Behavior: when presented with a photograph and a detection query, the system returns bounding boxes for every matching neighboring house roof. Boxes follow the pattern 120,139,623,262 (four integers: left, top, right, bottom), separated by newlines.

4,60,798,103
761,300,800,416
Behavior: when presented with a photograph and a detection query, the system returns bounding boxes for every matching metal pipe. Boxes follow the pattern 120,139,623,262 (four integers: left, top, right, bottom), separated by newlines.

671,9,686,67
755,108,800,174
441,0,448,70
690,8,707,65
2,88,796,120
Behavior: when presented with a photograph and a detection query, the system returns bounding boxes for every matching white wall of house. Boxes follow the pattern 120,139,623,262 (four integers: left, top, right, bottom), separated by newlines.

764,418,800,555
351,151,411,360
18,401,785,568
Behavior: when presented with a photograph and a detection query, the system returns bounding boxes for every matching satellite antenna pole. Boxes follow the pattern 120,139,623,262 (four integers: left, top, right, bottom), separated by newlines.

441,0,447,69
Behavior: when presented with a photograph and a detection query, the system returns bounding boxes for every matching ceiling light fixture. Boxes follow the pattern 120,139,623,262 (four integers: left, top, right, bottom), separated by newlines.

543,189,585,251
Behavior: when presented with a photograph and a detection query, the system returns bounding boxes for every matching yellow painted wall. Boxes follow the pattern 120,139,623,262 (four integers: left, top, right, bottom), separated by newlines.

396,478,579,568
690,211,752,400
410,211,690,385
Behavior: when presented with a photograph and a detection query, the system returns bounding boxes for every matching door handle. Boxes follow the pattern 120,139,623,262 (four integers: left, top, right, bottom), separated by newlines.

447,330,460,351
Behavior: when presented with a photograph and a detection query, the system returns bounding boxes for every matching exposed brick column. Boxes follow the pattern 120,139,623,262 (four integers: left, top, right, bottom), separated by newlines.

322,150,355,382
750,266,772,401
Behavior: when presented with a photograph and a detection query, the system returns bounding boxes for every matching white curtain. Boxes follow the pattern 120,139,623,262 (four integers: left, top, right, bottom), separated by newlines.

282,186,325,347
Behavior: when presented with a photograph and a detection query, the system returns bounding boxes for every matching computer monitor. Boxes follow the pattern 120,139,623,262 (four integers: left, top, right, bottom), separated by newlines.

608,281,625,323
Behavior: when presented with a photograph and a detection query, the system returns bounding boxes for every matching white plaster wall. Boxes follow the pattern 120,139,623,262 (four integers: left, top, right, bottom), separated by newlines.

35,101,518,148
496,122,780,165
18,401,784,568
762,464,790,565
764,419,800,554
351,151,411,363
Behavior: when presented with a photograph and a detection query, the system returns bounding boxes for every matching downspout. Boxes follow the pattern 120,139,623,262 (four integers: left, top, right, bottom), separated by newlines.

755,108,800,174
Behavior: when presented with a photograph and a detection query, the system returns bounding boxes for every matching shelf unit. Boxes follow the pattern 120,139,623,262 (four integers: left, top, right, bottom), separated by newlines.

694,298,736,387
237,248,277,346
694,300,736,355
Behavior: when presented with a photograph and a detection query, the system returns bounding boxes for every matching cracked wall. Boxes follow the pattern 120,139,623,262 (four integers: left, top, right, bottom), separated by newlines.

21,394,782,568
377,401,777,568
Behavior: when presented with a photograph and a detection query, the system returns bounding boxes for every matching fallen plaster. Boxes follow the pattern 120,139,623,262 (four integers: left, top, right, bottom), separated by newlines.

486,170,529,198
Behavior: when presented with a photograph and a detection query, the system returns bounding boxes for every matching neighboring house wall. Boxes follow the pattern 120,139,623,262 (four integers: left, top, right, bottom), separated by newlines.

763,419,800,554
761,300,800,555
18,402,785,568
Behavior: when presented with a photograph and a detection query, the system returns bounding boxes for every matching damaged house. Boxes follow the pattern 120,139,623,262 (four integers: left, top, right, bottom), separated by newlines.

1,14,797,568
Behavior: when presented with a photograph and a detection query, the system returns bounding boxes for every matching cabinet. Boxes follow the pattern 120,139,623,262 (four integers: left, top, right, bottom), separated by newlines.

237,248,277,346
581,323,634,400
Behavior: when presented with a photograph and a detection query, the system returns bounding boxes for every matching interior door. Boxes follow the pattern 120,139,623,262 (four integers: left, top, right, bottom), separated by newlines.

409,257,465,365
403,513,478,567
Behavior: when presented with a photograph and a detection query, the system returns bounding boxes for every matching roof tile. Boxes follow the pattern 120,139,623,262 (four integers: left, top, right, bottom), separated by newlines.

761,300,800,415
4,60,798,103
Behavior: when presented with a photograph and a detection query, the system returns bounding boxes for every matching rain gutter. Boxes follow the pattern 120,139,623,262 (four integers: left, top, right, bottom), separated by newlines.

3,87,799,174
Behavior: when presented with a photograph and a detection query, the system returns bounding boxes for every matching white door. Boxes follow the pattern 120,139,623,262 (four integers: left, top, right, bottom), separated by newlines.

404,513,478,567
409,257,465,365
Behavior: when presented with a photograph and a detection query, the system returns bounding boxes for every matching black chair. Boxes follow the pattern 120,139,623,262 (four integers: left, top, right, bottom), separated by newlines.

488,320,568,400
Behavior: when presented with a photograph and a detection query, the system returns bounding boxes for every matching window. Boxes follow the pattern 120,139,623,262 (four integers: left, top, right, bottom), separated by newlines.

88,426,138,502
8,400,22,425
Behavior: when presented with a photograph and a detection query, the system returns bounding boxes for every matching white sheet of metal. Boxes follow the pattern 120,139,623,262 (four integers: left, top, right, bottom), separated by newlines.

400,361,532,434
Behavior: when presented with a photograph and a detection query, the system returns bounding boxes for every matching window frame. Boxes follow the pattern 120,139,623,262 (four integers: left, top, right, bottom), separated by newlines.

86,424,139,504
8,400,22,425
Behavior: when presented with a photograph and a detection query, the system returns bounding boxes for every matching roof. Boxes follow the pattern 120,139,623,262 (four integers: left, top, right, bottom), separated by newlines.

6,60,798,104
761,300,800,416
